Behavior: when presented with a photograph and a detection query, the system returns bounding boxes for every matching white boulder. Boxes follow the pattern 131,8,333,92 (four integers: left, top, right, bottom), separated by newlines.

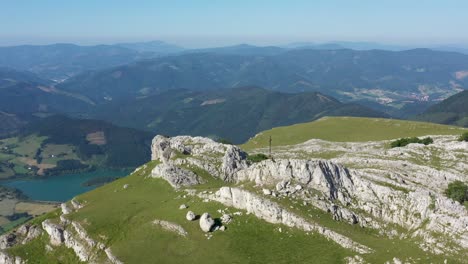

199,213,215,232
186,211,196,221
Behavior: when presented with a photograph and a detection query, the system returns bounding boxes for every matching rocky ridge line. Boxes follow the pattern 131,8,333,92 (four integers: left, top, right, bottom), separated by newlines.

151,135,468,256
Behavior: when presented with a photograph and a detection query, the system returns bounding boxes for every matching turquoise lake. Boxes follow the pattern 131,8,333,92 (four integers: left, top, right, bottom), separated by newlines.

1,169,131,202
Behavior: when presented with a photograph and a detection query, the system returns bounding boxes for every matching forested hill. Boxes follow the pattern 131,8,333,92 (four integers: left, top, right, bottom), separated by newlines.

416,90,468,127
91,86,386,143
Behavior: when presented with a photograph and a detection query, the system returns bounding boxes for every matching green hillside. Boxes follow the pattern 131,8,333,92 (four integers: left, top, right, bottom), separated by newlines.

6,162,454,263
242,116,467,149
0,112,26,138
416,90,468,127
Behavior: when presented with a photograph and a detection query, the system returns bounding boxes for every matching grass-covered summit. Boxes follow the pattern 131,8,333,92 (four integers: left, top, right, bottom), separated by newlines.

242,116,467,149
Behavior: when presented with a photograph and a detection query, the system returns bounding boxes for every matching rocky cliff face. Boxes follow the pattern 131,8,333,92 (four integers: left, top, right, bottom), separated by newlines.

151,135,468,257
151,135,248,182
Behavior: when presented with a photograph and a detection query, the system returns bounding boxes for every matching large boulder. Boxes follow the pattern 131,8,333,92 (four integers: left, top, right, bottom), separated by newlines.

186,211,196,221
199,213,215,232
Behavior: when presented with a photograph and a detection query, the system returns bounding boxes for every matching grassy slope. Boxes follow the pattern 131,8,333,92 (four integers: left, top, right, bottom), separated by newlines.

7,117,467,263
7,160,464,263
242,116,467,150
11,162,351,263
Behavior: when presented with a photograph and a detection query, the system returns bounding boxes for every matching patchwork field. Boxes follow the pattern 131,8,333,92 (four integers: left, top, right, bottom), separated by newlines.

0,135,89,178
0,186,58,234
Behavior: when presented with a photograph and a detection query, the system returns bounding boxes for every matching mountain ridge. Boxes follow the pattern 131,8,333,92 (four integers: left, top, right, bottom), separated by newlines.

416,90,468,127
89,86,386,143
56,48,468,115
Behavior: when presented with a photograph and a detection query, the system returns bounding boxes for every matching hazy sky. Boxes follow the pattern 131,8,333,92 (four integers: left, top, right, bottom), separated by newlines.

1,0,468,47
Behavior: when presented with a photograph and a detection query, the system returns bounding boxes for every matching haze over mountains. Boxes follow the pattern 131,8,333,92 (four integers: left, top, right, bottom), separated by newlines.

56,47,468,115
0,40,467,142
0,41,183,81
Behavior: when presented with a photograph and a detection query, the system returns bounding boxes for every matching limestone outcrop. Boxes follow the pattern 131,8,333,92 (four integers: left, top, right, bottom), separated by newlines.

41,213,122,263
151,135,248,181
151,163,200,188
203,187,371,254
42,220,64,246
235,159,354,204
0,252,23,264
150,134,468,256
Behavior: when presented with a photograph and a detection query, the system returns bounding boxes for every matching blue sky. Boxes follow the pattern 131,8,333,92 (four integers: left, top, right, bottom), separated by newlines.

1,0,467,47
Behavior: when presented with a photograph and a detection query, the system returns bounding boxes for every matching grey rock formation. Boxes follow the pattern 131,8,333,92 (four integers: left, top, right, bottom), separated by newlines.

0,234,16,250
21,225,42,245
61,203,73,215
71,199,83,210
63,230,90,262
41,220,64,246
0,224,42,250
221,214,232,224
151,135,248,181
199,213,215,232
235,159,354,204
142,134,468,256
151,163,200,188
205,187,371,254
0,252,23,264
71,221,96,248
247,135,468,254
221,145,248,182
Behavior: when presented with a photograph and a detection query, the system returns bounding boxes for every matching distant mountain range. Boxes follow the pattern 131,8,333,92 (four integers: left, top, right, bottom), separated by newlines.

116,40,184,54
0,68,91,115
0,67,385,142
56,48,468,116
284,41,468,55
0,41,183,81
89,86,386,143
416,90,468,127
1,41,467,139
